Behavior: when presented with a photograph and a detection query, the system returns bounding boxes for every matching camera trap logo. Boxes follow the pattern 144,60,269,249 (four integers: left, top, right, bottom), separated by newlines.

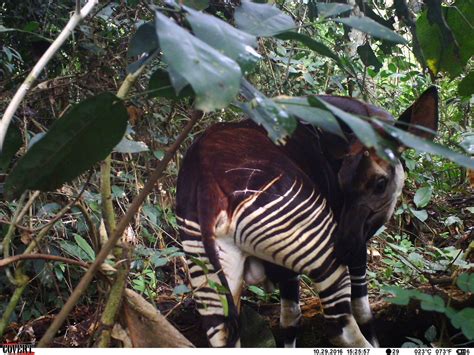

1,343,34,355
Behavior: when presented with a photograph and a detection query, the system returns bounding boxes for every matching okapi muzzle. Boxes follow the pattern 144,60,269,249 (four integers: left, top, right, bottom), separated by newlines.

175,87,438,347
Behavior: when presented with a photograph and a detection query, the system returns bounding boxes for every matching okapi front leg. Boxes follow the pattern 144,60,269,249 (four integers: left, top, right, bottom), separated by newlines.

312,265,372,348
349,251,379,347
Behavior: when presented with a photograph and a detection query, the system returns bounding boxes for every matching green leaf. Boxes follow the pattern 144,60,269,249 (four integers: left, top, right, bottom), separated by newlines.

424,325,437,342
444,215,462,227
114,138,149,154
182,0,209,10
155,11,241,112
23,21,40,32
316,2,353,18
410,207,428,222
418,294,445,312
153,150,165,160
456,273,474,293
416,1,474,77
189,256,209,274
248,285,266,297
220,295,229,317
173,284,190,295
151,255,168,267
459,71,474,97
357,42,382,72
275,31,342,65
148,68,194,100
142,204,161,226
383,286,414,305
5,93,128,200
128,22,159,57
273,96,345,138
234,0,296,37
111,185,126,198
185,6,260,73
0,123,22,173
60,240,91,261
74,234,95,261
376,120,474,169
208,280,229,294
447,307,474,340
414,186,432,208
310,96,395,162
334,16,407,44
240,99,296,144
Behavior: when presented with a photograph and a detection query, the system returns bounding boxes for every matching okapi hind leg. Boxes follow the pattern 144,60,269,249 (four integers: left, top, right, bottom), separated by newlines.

179,218,244,347
279,275,301,348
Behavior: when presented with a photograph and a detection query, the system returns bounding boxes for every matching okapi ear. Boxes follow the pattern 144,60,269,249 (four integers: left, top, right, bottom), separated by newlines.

395,86,439,140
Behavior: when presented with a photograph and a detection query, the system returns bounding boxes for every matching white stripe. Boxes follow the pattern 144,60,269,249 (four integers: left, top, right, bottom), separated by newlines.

176,216,201,231
178,225,201,236
287,214,335,271
195,290,222,301
243,186,317,247
319,275,351,304
322,294,351,309
254,197,326,256
313,264,348,292
182,240,206,253
238,180,301,241
198,305,225,316
230,175,282,232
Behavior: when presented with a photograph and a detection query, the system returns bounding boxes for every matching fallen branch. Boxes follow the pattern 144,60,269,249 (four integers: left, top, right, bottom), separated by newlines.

123,288,194,347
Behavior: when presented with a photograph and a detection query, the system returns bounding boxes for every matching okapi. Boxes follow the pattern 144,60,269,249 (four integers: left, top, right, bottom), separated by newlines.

175,87,438,347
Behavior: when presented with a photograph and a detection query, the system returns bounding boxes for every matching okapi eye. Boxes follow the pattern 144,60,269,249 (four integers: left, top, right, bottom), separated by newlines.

374,176,388,194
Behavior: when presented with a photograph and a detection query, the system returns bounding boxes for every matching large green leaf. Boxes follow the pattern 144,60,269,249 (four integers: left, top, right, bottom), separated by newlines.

0,123,22,173
416,0,474,77
273,96,345,138
234,0,296,37
5,93,128,200
155,11,241,112
239,80,296,144
376,120,474,169
357,42,382,72
316,2,353,18
185,6,260,73
334,16,407,44
182,0,209,10
127,22,159,58
309,96,396,162
276,31,341,64
148,68,194,100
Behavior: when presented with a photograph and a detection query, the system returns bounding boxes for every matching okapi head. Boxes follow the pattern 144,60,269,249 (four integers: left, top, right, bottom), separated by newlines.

324,87,439,265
